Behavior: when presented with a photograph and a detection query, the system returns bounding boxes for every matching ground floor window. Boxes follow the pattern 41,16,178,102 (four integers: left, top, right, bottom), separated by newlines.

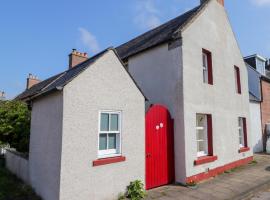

98,111,121,158
238,117,247,148
196,114,213,157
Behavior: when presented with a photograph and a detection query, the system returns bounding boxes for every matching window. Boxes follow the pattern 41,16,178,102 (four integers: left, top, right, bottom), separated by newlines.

202,49,213,85
196,114,213,157
238,117,247,148
256,59,265,75
99,111,121,158
234,66,241,94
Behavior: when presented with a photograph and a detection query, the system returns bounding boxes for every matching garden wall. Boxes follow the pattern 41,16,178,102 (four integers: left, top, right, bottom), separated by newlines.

5,149,30,184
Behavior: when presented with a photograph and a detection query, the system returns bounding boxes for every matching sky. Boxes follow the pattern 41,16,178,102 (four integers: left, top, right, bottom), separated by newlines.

0,0,270,99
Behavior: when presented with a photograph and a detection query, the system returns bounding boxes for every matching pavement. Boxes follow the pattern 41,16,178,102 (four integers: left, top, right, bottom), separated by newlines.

146,154,270,200
250,188,270,200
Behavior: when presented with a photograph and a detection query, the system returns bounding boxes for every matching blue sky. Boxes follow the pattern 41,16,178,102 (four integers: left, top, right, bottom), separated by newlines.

1,0,270,99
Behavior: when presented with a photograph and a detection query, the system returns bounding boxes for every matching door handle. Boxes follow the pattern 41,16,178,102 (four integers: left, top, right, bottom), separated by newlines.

146,153,151,158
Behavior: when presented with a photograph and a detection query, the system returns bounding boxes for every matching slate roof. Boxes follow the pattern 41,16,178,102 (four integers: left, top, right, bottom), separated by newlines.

16,1,209,101
15,48,110,101
116,1,207,59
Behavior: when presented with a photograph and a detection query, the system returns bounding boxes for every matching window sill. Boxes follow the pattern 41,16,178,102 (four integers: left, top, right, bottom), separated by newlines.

194,155,218,166
93,156,126,167
239,147,250,153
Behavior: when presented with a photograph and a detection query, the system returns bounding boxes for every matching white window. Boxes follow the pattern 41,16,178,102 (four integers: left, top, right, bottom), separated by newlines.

238,117,245,148
98,111,121,158
202,52,208,83
196,114,208,157
256,59,265,75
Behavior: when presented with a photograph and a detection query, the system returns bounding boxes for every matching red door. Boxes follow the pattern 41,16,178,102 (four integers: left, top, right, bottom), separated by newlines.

145,104,174,190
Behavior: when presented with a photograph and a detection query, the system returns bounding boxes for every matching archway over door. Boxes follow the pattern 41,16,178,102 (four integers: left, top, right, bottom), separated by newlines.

145,104,174,190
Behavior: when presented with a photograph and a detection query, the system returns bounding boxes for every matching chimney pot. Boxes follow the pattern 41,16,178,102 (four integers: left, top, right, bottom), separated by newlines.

201,0,224,6
69,49,89,69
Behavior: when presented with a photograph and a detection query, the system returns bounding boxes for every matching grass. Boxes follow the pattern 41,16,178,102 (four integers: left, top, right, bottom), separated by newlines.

0,156,41,200
249,160,258,165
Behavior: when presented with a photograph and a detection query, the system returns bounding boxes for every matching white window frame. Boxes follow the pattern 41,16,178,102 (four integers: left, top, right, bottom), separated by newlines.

256,58,266,75
202,52,209,83
196,114,208,157
98,111,122,158
238,117,245,148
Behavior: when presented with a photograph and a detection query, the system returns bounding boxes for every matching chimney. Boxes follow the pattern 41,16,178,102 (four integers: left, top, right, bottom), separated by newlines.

0,91,5,100
201,0,224,6
69,49,88,69
26,73,40,89
217,0,224,6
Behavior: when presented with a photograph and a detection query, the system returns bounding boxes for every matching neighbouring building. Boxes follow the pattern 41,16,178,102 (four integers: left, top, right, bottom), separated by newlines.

245,54,270,151
117,0,252,184
0,91,5,101
246,63,263,152
15,48,146,200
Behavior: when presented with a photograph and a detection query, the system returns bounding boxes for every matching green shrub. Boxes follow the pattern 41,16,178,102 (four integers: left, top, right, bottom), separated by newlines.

0,100,30,153
125,180,146,200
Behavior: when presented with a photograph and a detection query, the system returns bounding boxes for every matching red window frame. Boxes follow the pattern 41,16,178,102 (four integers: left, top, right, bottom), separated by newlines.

234,66,241,94
202,49,213,85
195,114,217,166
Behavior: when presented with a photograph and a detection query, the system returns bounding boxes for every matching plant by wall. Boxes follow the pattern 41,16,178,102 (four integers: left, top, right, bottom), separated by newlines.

123,180,146,200
0,100,30,153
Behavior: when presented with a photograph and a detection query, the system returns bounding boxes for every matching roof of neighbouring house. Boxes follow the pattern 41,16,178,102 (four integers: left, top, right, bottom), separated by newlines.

16,0,211,101
116,1,209,59
16,48,146,101
15,48,109,101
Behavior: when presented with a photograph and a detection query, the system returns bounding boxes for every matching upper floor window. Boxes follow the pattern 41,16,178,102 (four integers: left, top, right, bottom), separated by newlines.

256,58,265,75
234,66,241,94
202,49,213,85
99,111,121,158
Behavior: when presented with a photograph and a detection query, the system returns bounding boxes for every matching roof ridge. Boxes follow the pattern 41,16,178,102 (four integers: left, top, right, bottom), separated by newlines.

117,6,200,49
175,0,210,33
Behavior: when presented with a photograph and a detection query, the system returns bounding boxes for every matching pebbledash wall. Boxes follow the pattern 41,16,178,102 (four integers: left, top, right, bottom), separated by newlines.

128,0,252,183
29,92,63,200
261,79,270,150
28,50,145,200
59,50,145,200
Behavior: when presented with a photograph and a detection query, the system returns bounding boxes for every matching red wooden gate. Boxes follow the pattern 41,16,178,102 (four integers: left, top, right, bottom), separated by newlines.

145,104,174,190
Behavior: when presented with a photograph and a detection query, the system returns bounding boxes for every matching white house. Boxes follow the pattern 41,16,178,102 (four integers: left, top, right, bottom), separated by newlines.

12,0,255,198
16,48,146,200
117,0,253,184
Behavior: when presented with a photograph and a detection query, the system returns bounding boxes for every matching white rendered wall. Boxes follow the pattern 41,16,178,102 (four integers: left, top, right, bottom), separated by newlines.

60,50,145,200
181,0,252,179
128,43,186,182
29,92,63,200
249,101,263,152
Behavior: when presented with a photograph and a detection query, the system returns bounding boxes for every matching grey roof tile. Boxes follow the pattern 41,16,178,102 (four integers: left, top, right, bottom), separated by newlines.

116,3,204,59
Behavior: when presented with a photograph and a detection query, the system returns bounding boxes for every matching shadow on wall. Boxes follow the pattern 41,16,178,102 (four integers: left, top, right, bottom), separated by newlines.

253,139,264,153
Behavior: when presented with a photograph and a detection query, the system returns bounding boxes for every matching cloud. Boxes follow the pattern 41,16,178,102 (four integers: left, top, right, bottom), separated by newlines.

134,0,161,30
78,27,100,54
251,0,270,6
